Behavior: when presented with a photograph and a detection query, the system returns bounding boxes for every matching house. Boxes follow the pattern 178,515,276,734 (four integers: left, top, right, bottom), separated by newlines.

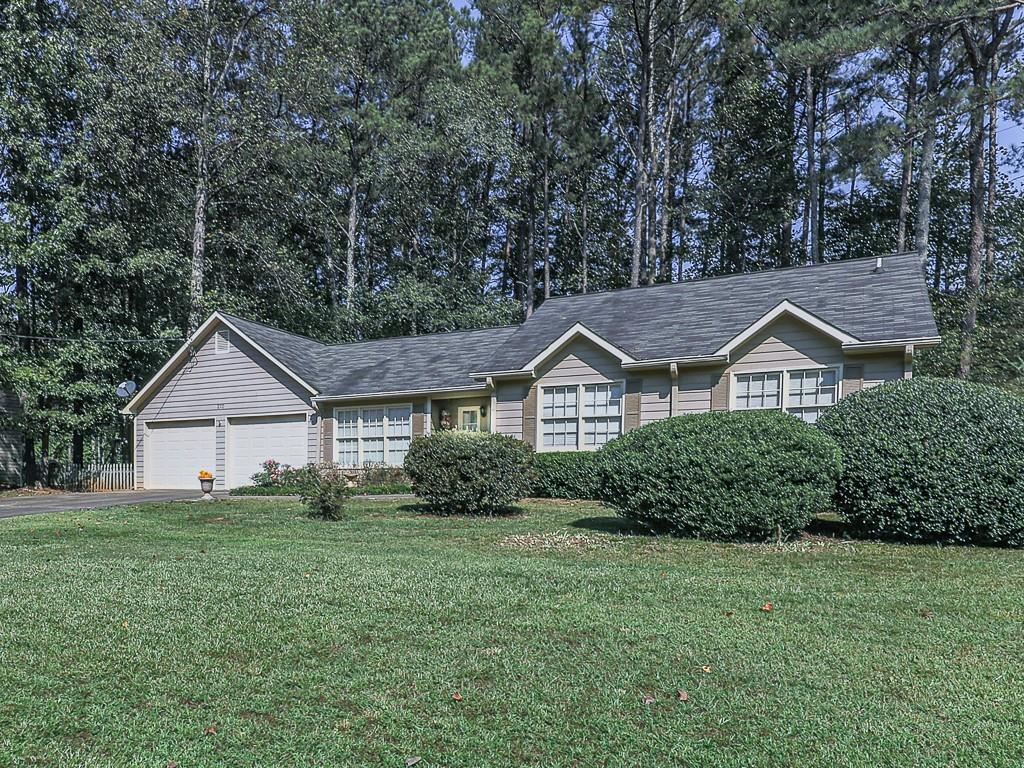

122,252,939,490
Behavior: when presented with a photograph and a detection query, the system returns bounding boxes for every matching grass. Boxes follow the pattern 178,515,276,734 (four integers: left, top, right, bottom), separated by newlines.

1,499,1022,767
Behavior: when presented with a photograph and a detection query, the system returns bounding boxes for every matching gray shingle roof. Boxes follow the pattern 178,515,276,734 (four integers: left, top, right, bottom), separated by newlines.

219,313,518,396
478,252,938,372
221,253,937,396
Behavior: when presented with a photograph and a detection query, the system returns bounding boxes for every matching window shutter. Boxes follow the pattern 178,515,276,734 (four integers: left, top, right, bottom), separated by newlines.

624,379,642,432
522,383,538,448
710,370,730,411
321,414,334,463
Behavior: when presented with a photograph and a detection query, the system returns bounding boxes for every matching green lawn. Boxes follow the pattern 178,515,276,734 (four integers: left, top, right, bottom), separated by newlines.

1,499,1022,767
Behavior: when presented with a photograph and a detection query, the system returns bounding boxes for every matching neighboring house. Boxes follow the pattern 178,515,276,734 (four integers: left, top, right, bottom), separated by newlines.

122,253,939,490
0,388,22,486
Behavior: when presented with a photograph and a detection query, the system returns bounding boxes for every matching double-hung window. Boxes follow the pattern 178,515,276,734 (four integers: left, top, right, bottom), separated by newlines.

732,367,839,424
786,369,838,423
333,405,413,467
540,382,623,451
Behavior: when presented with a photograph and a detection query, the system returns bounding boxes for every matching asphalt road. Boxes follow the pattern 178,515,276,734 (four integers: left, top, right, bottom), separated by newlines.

0,490,199,519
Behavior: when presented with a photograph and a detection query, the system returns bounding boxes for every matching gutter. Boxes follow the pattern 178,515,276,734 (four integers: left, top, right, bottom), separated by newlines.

621,354,729,371
841,336,941,353
313,384,492,403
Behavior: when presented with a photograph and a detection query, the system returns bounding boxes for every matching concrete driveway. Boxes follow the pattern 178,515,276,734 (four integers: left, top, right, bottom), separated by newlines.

0,489,199,519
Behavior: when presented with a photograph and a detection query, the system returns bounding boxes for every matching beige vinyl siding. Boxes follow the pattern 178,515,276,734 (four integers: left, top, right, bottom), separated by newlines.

729,316,845,373
862,352,910,388
493,382,525,438
640,373,671,425
135,324,315,489
534,338,622,385
676,370,714,414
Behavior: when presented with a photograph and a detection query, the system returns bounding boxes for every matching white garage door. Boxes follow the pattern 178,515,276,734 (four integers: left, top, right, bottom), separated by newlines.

146,420,216,489
228,414,309,488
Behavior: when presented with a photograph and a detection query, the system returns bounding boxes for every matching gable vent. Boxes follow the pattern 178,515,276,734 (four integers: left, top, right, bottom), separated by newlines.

214,329,231,354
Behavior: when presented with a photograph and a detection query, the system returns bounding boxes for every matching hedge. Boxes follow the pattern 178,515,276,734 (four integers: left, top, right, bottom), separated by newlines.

403,431,534,515
599,410,842,541
817,377,1024,546
531,451,604,500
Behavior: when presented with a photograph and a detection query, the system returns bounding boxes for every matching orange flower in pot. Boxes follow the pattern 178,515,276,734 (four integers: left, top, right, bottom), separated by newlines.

198,470,215,500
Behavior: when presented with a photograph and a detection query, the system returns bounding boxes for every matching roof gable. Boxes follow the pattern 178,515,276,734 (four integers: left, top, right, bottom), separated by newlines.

124,312,319,414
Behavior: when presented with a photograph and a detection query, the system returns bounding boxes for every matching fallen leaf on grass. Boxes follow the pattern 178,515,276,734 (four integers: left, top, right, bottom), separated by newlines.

203,725,218,735
167,762,178,768
676,689,689,702
642,694,655,705
451,692,463,702
406,758,422,767
701,665,712,674
121,620,129,629
761,602,774,612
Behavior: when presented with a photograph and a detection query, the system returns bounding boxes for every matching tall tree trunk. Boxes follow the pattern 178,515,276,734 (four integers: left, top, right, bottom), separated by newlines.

984,51,999,286
15,263,35,486
71,315,84,466
344,181,358,306
813,75,826,263
803,67,817,265
896,44,918,252
542,146,551,301
189,1,214,336
957,13,1014,378
914,32,942,261
189,153,207,335
324,226,339,310
779,73,798,267
525,180,536,318
630,7,653,288
580,185,589,294
657,73,679,282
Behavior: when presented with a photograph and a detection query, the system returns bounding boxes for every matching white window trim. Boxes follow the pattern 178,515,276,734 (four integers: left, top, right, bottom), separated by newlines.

457,406,483,432
332,404,413,468
536,380,626,452
730,364,844,416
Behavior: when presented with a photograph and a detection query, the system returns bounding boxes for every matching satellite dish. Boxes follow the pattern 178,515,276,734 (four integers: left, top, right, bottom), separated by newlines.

116,380,138,398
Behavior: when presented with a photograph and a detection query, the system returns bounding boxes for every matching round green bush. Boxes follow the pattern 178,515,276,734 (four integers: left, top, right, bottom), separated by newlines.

531,451,604,500
817,377,1024,546
599,411,841,541
404,431,534,515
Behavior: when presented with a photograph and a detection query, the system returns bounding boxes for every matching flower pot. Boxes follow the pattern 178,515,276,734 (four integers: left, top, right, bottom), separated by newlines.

199,476,215,501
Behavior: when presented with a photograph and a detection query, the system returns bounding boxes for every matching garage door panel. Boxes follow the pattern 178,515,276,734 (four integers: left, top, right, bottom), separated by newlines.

146,420,216,489
228,414,308,488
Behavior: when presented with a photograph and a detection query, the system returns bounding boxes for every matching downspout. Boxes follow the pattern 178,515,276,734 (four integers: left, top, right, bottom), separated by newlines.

669,362,679,417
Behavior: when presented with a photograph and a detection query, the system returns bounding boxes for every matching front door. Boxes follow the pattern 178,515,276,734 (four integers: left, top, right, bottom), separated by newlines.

458,407,481,432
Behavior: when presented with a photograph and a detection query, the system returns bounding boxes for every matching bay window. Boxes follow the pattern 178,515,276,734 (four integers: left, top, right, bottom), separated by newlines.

540,382,623,450
732,367,840,424
333,405,413,467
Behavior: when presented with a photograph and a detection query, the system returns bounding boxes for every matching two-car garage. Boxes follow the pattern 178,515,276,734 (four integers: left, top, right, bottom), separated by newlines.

144,414,310,489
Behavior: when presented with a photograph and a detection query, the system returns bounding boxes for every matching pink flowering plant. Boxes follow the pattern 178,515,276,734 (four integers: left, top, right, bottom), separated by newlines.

250,458,316,488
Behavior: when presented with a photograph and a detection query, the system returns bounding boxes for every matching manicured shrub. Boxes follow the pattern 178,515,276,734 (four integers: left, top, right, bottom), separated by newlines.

817,377,1024,546
599,411,841,541
299,463,349,521
531,451,604,500
403,431,534,515
358,464,407,488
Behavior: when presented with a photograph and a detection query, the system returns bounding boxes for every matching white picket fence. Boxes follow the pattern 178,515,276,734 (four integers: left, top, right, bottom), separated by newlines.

30,462,134,492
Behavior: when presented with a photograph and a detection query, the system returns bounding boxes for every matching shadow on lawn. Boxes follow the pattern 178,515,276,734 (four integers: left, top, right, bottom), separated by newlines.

569,515,652,537
396,503,527,518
